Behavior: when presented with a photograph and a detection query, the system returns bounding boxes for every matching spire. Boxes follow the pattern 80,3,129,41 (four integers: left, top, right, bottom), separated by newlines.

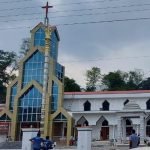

42,1,53,26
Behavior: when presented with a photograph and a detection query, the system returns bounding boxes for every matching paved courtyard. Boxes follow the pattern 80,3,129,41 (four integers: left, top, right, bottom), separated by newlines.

0,141,148,150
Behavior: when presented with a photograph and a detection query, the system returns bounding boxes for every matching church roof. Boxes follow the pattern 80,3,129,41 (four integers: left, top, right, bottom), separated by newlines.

64,90,150,95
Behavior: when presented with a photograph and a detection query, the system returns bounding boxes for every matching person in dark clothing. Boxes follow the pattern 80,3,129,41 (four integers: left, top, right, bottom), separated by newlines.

43,136,53,150
129,129,140,149
30,133,44,150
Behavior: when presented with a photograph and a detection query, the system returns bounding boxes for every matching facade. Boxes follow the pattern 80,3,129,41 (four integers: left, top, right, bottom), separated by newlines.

0,22,73,145
64,91,150,144
0,21,150,146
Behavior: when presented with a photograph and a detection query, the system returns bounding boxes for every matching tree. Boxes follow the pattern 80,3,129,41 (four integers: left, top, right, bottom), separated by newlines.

86,67,101,91
125,70,143,90
19,38,30,58
138,77,150,90
64,76,81,92
102,69,144,91
0,50,17,103
102,70,126,91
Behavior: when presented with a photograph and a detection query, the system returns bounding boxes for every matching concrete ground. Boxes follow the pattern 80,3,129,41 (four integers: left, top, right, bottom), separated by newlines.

0,140,148,150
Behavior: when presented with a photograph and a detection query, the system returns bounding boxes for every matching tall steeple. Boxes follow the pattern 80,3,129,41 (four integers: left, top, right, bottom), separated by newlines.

42,1,53,26
40,1,53,135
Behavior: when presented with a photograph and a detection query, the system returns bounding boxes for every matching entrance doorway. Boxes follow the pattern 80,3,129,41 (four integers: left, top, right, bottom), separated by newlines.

100,120,109,140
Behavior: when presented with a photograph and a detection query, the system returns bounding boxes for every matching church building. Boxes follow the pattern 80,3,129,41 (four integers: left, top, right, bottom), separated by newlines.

0,20,73,145
0,3,150,146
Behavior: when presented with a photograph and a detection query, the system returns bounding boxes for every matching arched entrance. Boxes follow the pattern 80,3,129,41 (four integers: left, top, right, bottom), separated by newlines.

126,119,133,136
101,120,109,140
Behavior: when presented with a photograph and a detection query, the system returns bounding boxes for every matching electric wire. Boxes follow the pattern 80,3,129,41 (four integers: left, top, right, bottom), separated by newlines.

0,2,150,14
1,8,150,23
0,16,150,30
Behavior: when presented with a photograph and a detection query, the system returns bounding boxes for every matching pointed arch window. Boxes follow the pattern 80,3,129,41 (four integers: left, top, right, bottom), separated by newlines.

102,100,109,111
34,28,45,46
124,99,129,106
102,120,109,126
77,116,88,126
54,113,67,122
84,100,91,111
146,99,150,110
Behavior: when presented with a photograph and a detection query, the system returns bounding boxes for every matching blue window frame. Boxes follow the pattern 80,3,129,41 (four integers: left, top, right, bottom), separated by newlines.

22,50,44,87
50,31,58,60
9,83,17,111
51,81,58,112
18,86,42,122
55,62,64,82
34,28,45,46
54,113,67,121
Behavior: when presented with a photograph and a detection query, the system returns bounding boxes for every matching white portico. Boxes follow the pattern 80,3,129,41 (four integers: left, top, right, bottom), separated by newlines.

64,90,150,143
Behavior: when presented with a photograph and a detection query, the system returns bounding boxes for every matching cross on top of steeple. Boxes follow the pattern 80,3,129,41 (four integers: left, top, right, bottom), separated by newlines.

42,1,53,25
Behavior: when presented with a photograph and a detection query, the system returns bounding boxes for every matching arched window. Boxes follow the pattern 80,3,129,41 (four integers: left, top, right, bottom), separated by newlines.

102,120,108,126
124,99,129,106
146,99,150,110
84,120,89,126
102,100,109,111
84,101,91,111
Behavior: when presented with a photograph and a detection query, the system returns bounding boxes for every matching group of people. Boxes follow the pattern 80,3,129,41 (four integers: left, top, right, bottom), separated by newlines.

30,133,55,150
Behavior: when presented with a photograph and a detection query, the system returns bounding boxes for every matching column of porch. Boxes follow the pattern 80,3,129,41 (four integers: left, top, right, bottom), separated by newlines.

117,117,122,144
140,115,145,144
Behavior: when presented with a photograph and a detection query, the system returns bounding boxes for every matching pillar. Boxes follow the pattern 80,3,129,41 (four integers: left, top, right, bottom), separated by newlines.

77,127,92,150
22,128,39,150
117,117,122,144
140,116,145,144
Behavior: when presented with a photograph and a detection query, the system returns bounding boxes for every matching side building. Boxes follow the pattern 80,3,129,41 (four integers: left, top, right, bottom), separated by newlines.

64,90,150,144
0,22,73,145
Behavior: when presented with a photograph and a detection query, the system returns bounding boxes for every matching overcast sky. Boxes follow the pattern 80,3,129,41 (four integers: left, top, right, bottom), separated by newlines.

0,0,150,88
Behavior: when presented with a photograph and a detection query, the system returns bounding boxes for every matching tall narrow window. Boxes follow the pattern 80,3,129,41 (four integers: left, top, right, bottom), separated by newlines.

146,119,150,136
34,28,45,46
146,99,150,110
10,83,17,111
84,101,91,111
51,81,58,113
102,100,109,111
126,119,132,136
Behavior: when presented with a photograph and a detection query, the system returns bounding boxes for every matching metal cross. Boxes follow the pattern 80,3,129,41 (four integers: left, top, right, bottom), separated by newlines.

42,1,53,25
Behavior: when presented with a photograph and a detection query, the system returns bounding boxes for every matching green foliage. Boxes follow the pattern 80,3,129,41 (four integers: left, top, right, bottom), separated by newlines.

0,50,16,103
20,38,30,58
86,67,101,91
102,70,126,91
102,69,143,91
138,77,150,90
64,76,81,92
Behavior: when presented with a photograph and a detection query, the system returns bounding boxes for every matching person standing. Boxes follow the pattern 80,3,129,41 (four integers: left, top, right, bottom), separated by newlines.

30,133,44,150
129,129,140,149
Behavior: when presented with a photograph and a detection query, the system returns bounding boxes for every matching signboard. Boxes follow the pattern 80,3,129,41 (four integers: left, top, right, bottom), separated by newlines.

0,122,10,134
